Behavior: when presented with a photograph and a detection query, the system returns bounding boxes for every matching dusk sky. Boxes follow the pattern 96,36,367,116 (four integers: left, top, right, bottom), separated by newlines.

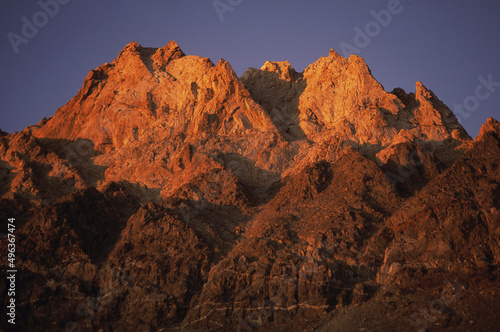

1,0,499,137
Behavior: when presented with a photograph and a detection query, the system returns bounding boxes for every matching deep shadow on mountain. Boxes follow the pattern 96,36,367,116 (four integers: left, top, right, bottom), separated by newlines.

240,64,307,141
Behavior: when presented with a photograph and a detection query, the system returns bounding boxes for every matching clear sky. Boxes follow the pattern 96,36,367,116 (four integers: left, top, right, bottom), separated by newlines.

1,0,499,137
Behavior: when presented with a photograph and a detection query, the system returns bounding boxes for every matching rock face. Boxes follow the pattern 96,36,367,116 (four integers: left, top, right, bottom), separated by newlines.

1,41,499,331
241,50,468,146
35,41,272,149
379,118,500,283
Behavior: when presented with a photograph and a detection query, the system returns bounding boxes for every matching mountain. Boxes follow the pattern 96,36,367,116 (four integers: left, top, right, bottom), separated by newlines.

0,41,498,331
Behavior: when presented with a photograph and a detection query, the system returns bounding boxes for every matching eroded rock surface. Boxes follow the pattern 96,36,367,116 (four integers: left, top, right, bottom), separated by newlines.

0,41,498,331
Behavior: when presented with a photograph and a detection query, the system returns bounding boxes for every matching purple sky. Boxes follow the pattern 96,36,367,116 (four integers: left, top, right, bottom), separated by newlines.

1,0,499,137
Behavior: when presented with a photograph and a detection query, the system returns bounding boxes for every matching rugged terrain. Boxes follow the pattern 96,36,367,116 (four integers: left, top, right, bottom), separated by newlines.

0,41,499,331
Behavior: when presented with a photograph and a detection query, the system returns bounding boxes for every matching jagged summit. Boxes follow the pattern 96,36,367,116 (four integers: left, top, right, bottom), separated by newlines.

117,40,186,70
260,60,300,82
2,41,474,202
1,40,475,204
243,48,469,156
35,41,468,150
35,41,273,149
1,41,499,331
477,117,500,141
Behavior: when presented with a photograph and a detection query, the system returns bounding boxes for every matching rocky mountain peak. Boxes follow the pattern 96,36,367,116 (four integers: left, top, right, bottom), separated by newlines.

415,80,432,100
13,41,472,202
151,40,185,71
260,60,299,82
328,48,343,59
33,41,274,150
2,41,499,331
477,117,500,141
116,40,184,66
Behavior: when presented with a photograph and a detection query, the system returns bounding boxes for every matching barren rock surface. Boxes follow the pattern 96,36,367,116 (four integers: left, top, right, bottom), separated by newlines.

0,41,498,331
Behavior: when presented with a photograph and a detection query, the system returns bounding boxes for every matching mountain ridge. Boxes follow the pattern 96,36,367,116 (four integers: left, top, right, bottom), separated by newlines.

0,41,498,331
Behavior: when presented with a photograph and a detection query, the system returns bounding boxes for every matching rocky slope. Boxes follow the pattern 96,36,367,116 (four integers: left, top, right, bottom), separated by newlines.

0,41,498,331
